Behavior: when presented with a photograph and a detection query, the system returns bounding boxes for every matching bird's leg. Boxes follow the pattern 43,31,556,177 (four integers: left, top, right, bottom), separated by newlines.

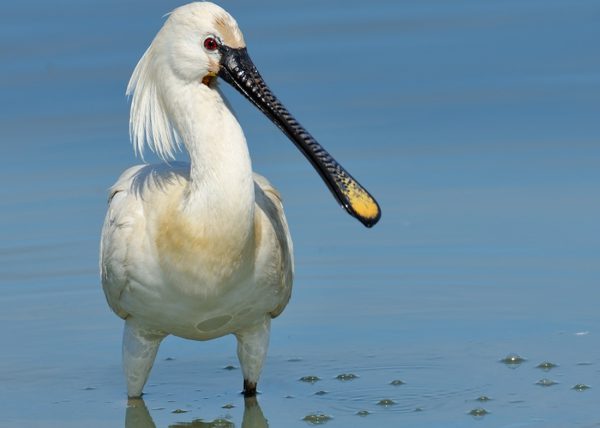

235,317,271,397
122,318,166,398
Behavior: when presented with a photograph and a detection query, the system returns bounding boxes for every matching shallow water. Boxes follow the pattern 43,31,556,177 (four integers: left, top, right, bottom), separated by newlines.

1,0,599,426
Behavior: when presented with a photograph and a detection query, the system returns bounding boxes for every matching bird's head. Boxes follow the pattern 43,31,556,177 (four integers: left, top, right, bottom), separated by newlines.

127,2,381,228
151,3,245,86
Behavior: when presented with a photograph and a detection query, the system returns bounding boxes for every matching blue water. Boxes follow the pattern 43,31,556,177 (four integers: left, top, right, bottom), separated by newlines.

1,0,599,427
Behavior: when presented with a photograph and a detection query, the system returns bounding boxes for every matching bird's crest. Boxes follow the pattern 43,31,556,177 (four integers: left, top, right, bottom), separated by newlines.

126,43,182,161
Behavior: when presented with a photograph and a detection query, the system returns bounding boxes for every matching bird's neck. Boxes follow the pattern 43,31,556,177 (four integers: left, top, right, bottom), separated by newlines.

165,82,255,233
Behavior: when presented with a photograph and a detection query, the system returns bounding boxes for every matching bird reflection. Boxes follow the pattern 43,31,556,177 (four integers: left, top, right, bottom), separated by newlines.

125,396,268,428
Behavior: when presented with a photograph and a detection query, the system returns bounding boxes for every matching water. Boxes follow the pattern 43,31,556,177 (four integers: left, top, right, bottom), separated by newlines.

1,0,599,426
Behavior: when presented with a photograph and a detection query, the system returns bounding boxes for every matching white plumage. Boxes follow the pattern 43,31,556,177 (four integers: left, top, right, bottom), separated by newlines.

101,1,379,398
101,3,292,397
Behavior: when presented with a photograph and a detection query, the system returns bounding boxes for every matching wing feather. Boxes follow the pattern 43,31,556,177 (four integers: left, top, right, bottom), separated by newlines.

253,173,294,318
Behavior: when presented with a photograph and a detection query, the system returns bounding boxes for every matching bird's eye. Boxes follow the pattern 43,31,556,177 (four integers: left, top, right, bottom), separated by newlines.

203,37,219,51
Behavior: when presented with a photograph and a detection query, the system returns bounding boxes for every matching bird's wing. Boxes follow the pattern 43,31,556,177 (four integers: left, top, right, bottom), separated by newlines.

100,163,192,319
253,173,294,318
100,165,148,319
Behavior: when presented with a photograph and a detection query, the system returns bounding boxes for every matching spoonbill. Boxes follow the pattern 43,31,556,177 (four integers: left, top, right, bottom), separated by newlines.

100,2,380,398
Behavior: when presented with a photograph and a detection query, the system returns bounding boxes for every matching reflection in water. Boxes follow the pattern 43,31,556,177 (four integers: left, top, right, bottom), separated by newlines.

125,399,155,428
125,397,268,428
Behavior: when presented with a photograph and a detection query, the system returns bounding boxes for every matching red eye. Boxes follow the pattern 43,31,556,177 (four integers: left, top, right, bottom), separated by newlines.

204,37,218,51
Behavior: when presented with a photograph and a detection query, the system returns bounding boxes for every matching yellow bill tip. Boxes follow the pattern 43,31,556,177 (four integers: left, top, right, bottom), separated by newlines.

343,181,381,227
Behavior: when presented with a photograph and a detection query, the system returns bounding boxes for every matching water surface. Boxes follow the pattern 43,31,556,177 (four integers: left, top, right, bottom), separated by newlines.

1,0,599,426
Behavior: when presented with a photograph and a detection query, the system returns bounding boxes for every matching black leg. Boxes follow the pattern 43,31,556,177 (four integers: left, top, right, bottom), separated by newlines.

243,379,257,397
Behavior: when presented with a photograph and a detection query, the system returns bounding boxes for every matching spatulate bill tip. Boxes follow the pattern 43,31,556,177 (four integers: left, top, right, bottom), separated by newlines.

343,197,381,228
339,177,381,228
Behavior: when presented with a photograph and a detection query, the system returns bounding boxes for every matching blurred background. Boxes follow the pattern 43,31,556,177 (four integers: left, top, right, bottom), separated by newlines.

1,0,599,426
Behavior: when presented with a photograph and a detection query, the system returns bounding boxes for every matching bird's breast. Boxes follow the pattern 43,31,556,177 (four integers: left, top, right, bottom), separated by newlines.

152,195,256,297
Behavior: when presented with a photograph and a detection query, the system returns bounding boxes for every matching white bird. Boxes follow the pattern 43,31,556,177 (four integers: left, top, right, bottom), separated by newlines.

100,2,380,398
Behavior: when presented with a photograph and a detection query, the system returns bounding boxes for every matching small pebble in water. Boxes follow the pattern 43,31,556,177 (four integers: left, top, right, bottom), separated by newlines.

300,375,321,383
469,408,489,417
536,361,558,371
172,409,188,414
315,390,328,396
390,379,405,386
356,410,370,417
536,378,558,387
476,395,491,402
572,384,591,391
377,399,396,407
336,373,358,381
302,413,332,425
222,403,235,409
223,365,237,370
501,353,526,365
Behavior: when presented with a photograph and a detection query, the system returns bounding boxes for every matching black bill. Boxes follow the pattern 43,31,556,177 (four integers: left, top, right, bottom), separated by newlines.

218,45,381,228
